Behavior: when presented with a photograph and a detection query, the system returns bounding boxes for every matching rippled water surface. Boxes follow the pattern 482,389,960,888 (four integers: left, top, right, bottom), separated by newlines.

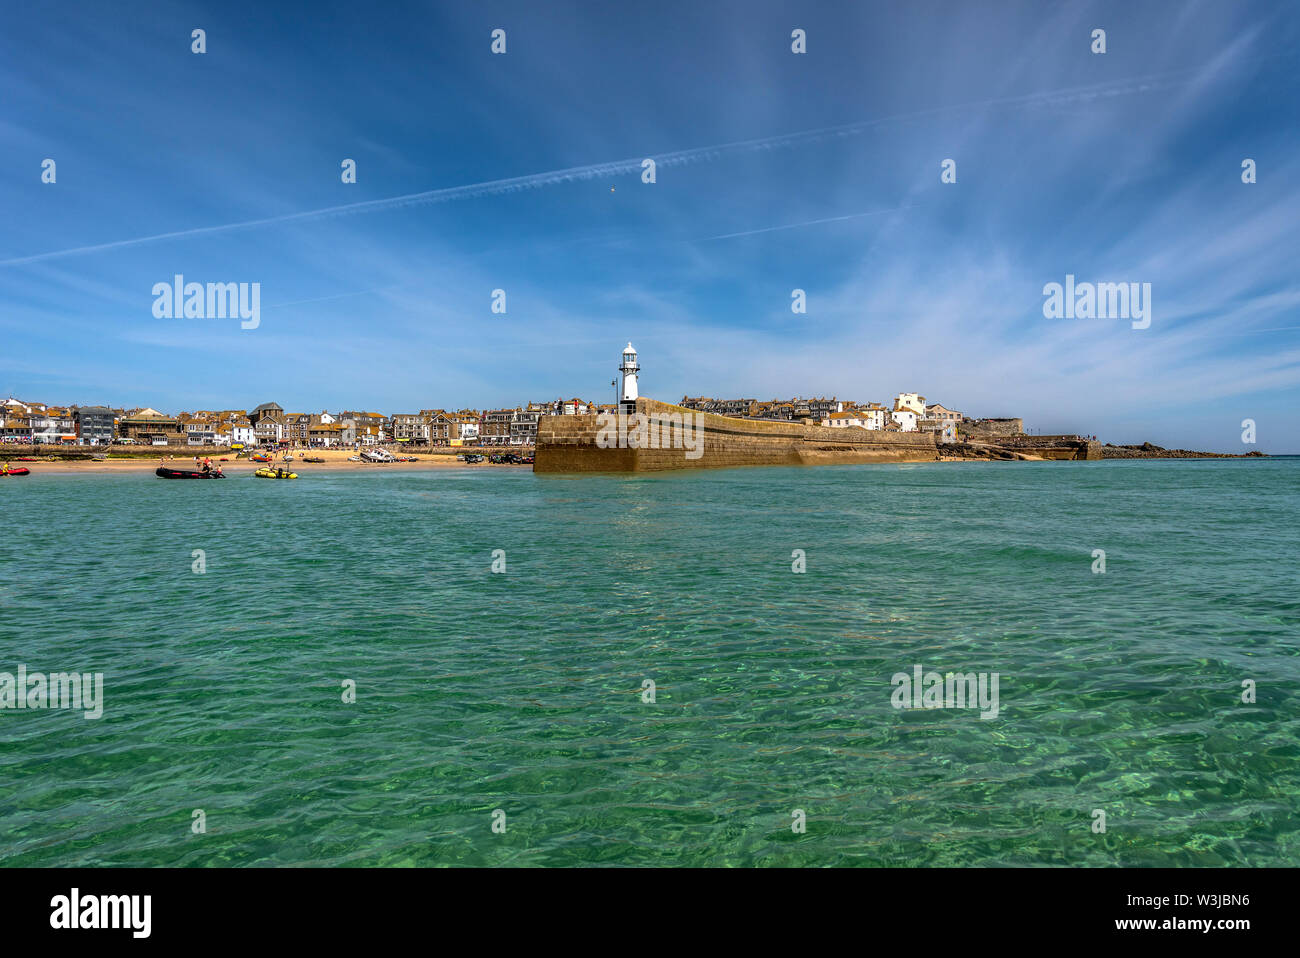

2,459,1297,866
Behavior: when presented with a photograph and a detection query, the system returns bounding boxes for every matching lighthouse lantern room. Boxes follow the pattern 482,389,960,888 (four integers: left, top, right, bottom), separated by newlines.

619,342,640,409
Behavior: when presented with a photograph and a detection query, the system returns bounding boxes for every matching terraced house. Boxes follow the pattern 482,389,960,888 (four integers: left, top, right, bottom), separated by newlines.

283,413,313,445
481,408,518,445
308,417,343,447
923,402,963,426
679,396,759,417
31,406,76,443
227,417,255,446
391,413,431,443
448,411,480,444
340,411,386,445
185,418,219,445
1,398,36,441
511,406,543,445
427,411,453,445
822,409,876,430
0,416,32,441
252,412,285,445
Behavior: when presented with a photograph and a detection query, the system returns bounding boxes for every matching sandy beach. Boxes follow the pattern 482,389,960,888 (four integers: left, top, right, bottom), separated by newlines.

6,449,529,475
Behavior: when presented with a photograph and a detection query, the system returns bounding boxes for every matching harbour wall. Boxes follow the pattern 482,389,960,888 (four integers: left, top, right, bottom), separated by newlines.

991,435,1102,460
534,398,940,473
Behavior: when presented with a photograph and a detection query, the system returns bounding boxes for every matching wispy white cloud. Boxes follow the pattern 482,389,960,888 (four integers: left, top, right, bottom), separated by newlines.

0,70,1206,268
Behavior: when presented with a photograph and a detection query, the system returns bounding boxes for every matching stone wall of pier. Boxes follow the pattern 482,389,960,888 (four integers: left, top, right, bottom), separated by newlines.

993,435,1102,460
534,398,939,472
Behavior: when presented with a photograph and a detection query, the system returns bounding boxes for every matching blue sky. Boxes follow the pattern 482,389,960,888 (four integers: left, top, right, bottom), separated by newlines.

1,0,1297,451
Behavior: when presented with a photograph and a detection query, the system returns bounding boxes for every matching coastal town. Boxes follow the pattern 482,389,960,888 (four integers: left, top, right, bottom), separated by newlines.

0,393,1021,449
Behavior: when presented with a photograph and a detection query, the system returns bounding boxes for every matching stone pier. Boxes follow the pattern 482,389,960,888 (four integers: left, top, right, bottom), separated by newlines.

534,398,940,472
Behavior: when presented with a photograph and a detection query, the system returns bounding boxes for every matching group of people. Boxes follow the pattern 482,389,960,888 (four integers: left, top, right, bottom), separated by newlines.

193,454,223,478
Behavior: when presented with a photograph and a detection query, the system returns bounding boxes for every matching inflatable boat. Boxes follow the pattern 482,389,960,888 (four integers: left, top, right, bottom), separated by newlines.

254,467,298,479
155,467,223,479
0,466,31,477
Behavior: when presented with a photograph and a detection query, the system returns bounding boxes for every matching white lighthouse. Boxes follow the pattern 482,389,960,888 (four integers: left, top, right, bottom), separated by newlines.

619,342,640,408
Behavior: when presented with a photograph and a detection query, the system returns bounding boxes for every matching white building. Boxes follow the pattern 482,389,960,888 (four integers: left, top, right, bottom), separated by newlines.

186,421,218,445
861,404,888,430
821,403,890,431
822,411,869,429
891,406,919,432
894,392,927,417
31,412,75,443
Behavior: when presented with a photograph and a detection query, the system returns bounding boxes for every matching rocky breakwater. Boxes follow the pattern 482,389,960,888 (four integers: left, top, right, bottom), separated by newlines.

534,398,940,473
1101,442,1266,459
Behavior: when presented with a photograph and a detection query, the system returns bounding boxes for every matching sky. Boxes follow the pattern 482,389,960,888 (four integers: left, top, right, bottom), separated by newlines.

1,0,1297,452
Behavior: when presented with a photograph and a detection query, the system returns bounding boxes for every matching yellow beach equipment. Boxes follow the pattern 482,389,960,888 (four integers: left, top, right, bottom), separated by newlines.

254,467,298,479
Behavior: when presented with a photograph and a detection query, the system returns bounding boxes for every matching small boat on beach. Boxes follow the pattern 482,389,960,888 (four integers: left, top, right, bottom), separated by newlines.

251,453,272,463
302,456,325,463
155,467,223,479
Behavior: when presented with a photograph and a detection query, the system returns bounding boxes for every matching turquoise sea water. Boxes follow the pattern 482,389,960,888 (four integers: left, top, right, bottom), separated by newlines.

2,459,1297,867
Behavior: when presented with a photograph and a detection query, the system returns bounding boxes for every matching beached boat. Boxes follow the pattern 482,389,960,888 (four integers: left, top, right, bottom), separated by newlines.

1,466,31,476
254,467,298,479
251,453,272,463
156,467,223,479
302,456,325,463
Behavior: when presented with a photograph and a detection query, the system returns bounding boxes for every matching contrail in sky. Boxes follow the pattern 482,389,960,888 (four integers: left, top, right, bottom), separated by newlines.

698,205,912,241
0,70,1197,268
